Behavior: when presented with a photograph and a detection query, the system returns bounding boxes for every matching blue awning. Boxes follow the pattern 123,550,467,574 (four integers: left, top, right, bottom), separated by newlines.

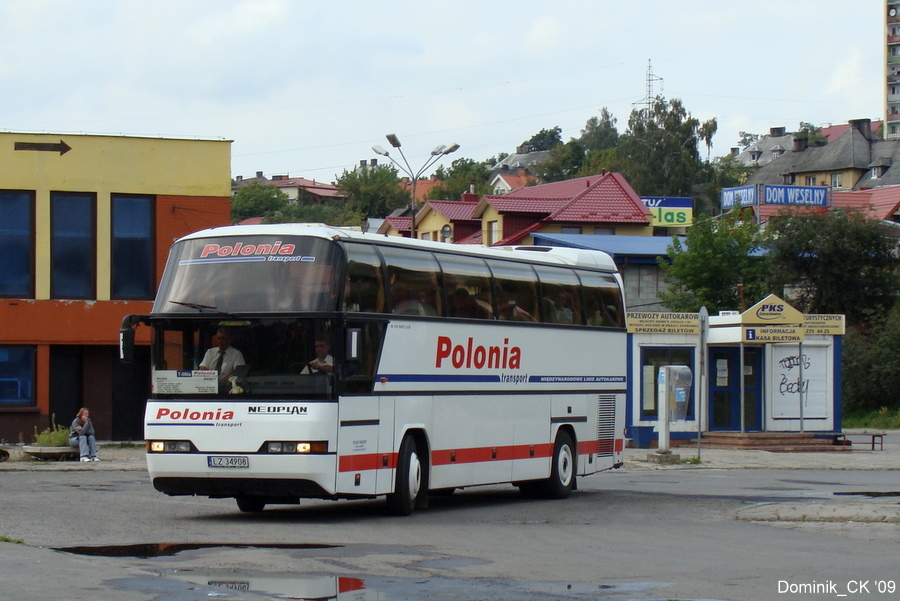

531,233,678,263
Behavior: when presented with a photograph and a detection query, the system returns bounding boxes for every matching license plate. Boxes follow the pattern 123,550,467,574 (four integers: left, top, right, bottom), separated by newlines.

208,455,249,468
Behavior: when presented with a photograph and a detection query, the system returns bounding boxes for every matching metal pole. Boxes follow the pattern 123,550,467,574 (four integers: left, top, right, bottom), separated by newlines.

798,341,804,433
739,342,745,433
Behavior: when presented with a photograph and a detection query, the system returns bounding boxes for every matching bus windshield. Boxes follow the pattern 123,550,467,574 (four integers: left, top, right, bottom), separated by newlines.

153,235,343,314
150,317,339,399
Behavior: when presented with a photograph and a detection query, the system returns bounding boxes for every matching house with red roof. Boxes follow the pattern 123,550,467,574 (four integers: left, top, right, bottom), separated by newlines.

474,172,653,246
233,171,344,205
415,195,481,243
490,168,535,195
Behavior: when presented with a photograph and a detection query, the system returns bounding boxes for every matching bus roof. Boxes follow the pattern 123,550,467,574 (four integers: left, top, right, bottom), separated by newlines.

177,224,619,272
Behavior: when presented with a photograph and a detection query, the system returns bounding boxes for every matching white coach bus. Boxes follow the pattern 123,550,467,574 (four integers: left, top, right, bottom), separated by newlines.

120,225,627,515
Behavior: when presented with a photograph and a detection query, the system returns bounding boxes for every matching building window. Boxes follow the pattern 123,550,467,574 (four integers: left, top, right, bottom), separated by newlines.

0,346,35,407
487,220,500,246
51,192,95,299
805,176,816,186
112,195,154,299
831,173,843,189
0,190,34,298
640,347,694,420
560,226,582,235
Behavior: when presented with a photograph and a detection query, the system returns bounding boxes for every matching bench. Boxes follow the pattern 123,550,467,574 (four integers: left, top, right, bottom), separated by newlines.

832,432,885,451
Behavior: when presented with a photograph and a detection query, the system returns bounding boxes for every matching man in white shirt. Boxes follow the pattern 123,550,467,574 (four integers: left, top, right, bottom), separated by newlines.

301,339,333,374
199,328,245,388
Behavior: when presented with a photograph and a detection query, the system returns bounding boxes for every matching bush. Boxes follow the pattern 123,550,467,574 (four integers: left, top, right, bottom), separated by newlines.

842,306,900,413
33,415,70,447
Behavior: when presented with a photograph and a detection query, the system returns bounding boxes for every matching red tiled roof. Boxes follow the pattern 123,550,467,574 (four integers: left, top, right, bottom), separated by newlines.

425,200,479,221
833,186,900,220
480,173,650,224
401,177,445,203
377,216,411,235
237,216,266,225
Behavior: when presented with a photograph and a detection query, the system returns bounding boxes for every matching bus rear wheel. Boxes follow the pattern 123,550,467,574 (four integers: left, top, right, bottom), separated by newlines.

539,430,576,499
236,496,266,513
386,435,422,516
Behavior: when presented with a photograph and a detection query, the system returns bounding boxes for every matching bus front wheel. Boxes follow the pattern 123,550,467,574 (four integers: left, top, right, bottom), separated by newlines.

539,430,576,499
236,496,266,513
386,435,422,516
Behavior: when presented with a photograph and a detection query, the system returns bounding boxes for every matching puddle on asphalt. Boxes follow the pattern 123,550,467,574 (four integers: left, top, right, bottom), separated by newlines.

54,542,338,558
153,569,666,601
834,490,900,497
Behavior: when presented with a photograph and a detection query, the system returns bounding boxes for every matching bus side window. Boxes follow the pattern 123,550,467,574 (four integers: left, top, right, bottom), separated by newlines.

578,270,624,327
436,253,493,319
381,246,441,317
489,260,538,322
535,265,582,324
343,244,385,313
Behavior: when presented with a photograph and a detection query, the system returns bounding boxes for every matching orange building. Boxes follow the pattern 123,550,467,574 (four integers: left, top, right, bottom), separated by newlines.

0,132,232,442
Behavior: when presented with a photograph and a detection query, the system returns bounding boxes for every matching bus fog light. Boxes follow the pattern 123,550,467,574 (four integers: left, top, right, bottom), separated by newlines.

296,443,311,453
268,442,284,453
149,441,165,453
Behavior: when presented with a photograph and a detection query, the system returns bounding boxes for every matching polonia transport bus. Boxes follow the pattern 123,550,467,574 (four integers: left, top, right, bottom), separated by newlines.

119,225,627,515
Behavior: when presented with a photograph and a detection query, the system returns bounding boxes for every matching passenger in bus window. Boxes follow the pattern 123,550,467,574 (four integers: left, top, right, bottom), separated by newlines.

498,296,535,322
301,339,334,374
199,328,246,386
450,288,487,318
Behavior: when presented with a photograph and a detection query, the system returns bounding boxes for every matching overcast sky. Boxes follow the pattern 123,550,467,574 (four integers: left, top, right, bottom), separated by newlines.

0,0,885,184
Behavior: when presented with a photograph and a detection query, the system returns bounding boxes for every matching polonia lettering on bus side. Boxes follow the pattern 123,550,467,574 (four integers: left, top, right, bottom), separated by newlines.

435,336,522,369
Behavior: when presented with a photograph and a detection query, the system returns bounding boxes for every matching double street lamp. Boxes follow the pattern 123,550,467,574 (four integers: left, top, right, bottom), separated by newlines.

373,134,459,239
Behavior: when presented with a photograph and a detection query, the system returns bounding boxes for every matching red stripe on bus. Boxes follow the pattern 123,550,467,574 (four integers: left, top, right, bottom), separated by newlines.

337,439,620,472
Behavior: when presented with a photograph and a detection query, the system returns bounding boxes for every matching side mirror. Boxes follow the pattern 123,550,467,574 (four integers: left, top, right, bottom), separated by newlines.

119,326,135,362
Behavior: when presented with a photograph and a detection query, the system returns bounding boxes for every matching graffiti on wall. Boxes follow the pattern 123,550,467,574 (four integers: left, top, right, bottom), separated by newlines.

771,345,828,419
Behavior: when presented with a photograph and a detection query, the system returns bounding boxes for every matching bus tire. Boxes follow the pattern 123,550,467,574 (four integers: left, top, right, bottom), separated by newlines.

539,430,576,499
236,496,266,513
386,434,422,516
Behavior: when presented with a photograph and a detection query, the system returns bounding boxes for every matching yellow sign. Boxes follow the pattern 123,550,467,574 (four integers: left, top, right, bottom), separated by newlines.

803,314,845,335
743,325,804,343
741,294,804,325
627,312,700,335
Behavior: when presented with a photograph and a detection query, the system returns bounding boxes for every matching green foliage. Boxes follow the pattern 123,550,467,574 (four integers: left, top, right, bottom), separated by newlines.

522,126,563,152
267,202,363,228
842,407,900,430
617,97,714,196
425,157,492,200
794,122,827,147
336,164,409,219
693,154,753,217
657,210,770,313
533,140,586,183
737,131,760,149
230,182,289,224
0,535,24,544
579,108,619,152
842,306,900,413
763,211,899,325
33,416,70,447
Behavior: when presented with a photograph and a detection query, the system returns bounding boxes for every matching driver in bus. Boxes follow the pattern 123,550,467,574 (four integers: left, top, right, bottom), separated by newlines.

301,339,334,374
199,328,246,389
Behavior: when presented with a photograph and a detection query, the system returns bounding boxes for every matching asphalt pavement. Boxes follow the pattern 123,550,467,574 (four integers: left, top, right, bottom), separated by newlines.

1,430,897,525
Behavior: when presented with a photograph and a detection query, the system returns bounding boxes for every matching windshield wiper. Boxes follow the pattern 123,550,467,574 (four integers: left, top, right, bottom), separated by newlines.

169,300,218,312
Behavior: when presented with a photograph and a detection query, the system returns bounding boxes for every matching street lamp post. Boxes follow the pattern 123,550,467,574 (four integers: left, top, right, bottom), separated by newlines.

372,134,459,240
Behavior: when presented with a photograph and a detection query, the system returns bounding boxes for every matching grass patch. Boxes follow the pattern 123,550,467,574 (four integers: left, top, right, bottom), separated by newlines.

843,407,900,430
0,535,24,544
680,455,703,464
32,415,70,447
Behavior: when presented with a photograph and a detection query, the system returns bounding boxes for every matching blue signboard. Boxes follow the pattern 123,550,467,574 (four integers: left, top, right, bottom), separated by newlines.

721,186,758,209
762,185,829,207
641,196,693,209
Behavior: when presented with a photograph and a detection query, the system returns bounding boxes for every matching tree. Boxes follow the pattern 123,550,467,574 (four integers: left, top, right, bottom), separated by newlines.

533,139,586,183
266,203,363,228
693,154,753,217
579,108,619,152
230,182,289,224
793,122,827,147
657,210,770,313
616,97,715,196
335,163,409,219
842,305,900,413
737,131,760,149
521,127,563,152
426,157,492,200
764,211,899,325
